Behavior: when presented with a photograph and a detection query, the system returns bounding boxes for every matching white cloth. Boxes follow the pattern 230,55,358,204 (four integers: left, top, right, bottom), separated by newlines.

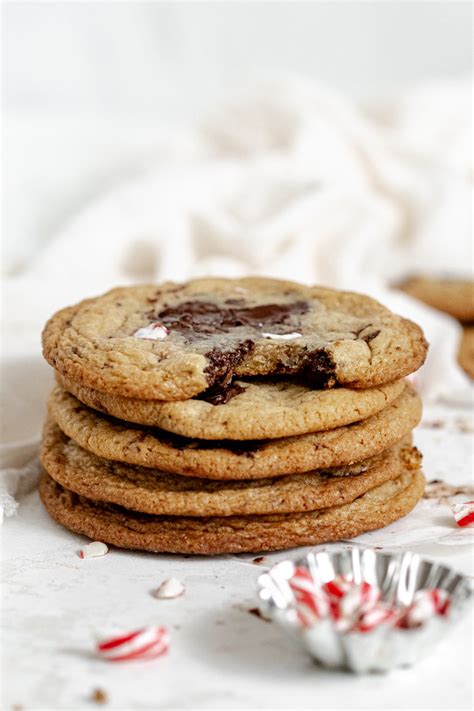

2,76,473,522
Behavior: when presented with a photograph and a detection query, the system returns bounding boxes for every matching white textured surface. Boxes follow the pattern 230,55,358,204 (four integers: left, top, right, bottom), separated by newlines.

3,404,473,710
3,5,473,703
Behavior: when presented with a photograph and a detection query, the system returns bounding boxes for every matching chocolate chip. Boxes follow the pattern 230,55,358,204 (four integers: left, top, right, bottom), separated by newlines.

126,432,148,446
224,298,246,306
351,324,380,344
301,349,337,388
361,329,380,344
204,340,255,388
224,442,257,457
270,348,337,388
247,607,269,622
198,381,246,406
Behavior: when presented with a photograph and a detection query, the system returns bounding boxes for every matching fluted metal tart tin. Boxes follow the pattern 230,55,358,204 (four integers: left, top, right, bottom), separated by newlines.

257,548,473,673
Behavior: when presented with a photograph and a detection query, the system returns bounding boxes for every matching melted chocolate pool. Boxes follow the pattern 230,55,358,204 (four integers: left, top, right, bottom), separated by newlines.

154,300,309,335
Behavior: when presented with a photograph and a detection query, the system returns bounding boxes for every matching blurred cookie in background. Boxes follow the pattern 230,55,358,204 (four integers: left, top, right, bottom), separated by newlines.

396,276,474,323
396,275,474,380
458,327,474,379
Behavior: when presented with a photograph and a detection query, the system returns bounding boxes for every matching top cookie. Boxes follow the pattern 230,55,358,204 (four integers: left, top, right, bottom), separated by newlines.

42,278,427,400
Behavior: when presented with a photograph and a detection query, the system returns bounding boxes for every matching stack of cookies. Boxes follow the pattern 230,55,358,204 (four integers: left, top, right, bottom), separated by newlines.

40,278,428,555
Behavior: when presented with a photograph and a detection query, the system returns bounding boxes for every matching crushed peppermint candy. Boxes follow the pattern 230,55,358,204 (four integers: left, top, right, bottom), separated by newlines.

261,332,302,340
97,626,169,662
133,323,169,340
289,569,452,634
154,577,185,599
397,589,451,628
451,501,474,527
79,542,108,559
289,566,330,626
337,581,381,619
353,603,396,633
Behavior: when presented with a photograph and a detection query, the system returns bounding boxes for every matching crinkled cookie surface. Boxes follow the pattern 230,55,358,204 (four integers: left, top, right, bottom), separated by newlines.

43,278,428,400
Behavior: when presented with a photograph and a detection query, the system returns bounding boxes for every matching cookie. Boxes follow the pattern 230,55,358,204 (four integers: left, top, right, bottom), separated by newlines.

39,467,425,554
458,327,474,379
42,278,427,400
48,385,422,480
397,275,474,323
41,419,415,517
56,373,405,440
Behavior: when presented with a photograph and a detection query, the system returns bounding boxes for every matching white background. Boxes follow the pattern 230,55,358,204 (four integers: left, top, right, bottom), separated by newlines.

3,1,473,270
4,1,473,115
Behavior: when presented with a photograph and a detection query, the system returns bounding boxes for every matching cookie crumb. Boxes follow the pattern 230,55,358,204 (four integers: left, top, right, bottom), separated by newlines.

248,607,270,622
252,556,266,564
424,480,474,504
421,420,444,429
399,445,423,471
455,417,474,434
91,688,108,704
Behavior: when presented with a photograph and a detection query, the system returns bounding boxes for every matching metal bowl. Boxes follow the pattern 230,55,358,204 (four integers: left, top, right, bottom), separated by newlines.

257,548,473,673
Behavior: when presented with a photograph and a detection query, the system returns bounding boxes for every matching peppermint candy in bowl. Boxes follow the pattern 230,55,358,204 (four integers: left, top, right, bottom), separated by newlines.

257,548,473,673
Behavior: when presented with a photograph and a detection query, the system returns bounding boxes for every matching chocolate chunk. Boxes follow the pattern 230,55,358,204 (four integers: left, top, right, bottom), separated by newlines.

272,348,337,389
352,324,380,344
301,349,337,389
361,329,381,344
224,298,246,306
154,299,309,335
204,340,255,388
198,381,246,406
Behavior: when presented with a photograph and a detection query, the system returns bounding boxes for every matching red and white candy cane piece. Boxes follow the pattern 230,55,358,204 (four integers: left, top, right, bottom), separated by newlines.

97,626,169,662
354,603,395,633
398,589,451,628
322,575,352,599
430,588,451,615
79,541,108,559
289,566,329,626
451,501,474,527
338,581,380,619
321,576,357,621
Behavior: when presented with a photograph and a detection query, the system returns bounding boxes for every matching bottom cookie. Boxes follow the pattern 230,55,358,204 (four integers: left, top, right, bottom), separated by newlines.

39,467,425,555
